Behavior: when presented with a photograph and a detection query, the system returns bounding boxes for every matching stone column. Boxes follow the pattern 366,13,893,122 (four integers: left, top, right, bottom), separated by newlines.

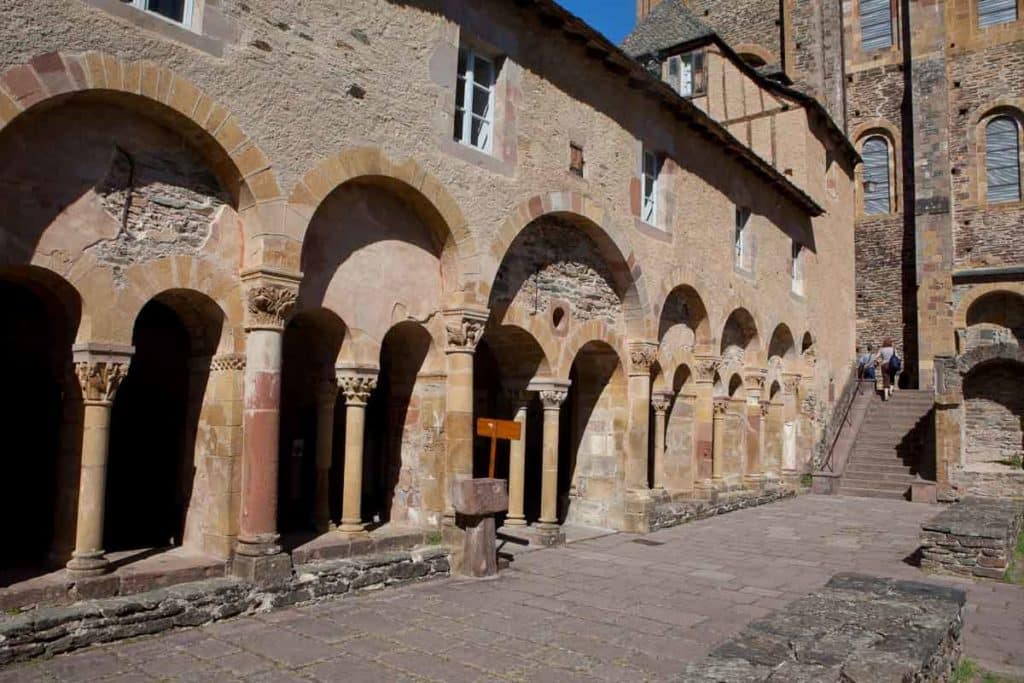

504,389,531,527
765,399,786,480
235,274,297,582
781,373,802,478
712,398,729,482
728,396,747,479
693,356,721,498
626,341,658,491
442,306,489,525
336,367,379,536
66,344,133,577
313,374,339,533
743,368,766,487
537,382,569,543
651,392,672,490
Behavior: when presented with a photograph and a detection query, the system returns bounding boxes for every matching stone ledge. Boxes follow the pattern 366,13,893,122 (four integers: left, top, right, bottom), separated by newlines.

0,547,450,666
650,487,796,532
676,573,966,682
920,497,1024,580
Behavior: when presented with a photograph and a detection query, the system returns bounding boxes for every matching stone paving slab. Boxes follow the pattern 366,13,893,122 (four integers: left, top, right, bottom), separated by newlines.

3,495,1023,682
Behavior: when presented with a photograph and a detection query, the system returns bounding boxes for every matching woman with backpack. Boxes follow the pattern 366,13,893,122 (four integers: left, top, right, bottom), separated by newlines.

878,337,900,400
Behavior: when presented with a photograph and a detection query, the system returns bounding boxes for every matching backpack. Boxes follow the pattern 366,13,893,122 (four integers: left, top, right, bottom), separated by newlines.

890,354,902,372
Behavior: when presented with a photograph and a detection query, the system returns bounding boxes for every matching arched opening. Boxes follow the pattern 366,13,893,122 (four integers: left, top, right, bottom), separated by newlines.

561,341,625,528
664,364,696,493
0,271,80,583
769,324,797,362
964,291,1024,351
659,285,711,353
472,326,549,523
106,290,224,554
860,134,892,215
963,361,1024,471
721,308,760,365
365,322,441,528
278,309,346,542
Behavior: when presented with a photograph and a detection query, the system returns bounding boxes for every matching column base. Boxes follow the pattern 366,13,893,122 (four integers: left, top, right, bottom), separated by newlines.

234,533,282,557
336,522,369,537
66,551,109,578
504,516,527,527
231,552,292,585
534,522,566,547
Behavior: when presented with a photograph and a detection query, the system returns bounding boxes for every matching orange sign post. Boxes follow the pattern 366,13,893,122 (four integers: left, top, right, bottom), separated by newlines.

475,417,522,478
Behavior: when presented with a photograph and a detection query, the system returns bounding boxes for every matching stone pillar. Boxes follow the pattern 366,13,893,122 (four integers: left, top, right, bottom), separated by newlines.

313,374,339,533
626,341,658,491
712,398,729,483
65,344,133,577
728,396,747,480
235,274,297,582
765,399,786,480
504,389,531,527
693,356,721,498
781,373,802,479
536,382,569,544
442,306,489,524
336,366,379,536
743,369,766,487
651,392,672,490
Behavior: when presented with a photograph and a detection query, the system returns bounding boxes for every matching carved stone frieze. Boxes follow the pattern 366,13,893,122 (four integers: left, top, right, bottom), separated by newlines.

246,285,297,330
210,354,246,372
75,361,130,403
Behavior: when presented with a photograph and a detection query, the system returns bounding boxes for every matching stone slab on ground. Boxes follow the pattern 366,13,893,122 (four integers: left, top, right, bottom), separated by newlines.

920,496,1024,579
650,486,795,531
677,573,965,682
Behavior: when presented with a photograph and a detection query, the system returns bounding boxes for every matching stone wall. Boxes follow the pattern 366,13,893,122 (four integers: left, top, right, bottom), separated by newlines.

920,497,1023,579
0,547,450,665
683,0,781,64
964,363,1024,467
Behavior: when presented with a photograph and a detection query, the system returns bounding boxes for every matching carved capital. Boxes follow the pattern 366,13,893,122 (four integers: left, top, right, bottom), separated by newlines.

628,341,659,374
651,392,672,413
743,368,767,394
443,306,489,353
72,344,133,404
695,355,722,383
539,389,569,408
783,372,802,395
713,398,730,416
337,369,378,406
245,284,297,330
760,401,771,417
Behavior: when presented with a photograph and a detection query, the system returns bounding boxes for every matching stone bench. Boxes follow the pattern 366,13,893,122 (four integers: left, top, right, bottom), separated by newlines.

920,496,1024,579
677,573,965,682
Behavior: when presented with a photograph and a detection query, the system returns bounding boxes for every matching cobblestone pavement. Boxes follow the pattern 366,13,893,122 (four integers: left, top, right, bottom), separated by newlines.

4,495,1023,682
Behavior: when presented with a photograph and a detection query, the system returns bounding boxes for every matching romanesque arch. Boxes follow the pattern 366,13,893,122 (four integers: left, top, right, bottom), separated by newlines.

720,307,761,368
658,283,713,358
956,287,1024,353
767,323,798,363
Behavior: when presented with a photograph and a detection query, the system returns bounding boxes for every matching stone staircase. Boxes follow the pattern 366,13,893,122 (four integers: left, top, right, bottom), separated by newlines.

838,389,934,500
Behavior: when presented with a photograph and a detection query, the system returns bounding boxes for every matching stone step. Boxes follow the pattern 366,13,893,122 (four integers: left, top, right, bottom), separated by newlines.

842,470,916,483
840,476,914,491
845,461,915,473
851,450,918,461
837,485,909,500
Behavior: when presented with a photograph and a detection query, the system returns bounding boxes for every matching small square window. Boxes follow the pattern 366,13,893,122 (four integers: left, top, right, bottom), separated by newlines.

128,0,194,25
570,143,585,177
642,150,660,225
666,50,706,98
454,48,497,153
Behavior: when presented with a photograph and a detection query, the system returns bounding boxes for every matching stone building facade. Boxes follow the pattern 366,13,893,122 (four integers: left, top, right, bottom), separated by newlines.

637,0,1023,495
0,0,856,593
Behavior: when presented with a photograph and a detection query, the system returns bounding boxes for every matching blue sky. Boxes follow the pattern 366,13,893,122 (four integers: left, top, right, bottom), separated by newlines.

556,1,635,45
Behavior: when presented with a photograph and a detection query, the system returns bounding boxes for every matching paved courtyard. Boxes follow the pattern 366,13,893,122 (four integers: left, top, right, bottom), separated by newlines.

3,495,1023,682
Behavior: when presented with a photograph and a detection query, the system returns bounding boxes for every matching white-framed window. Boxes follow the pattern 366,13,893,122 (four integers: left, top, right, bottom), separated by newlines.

978,0,1018,27
791,241,805,295
129,0,194,26
861,135,892,215
860,0,893,51
735,206,751,269
666,50,706,98
641,150,659,224
985,115,1021,203
454,48,496,153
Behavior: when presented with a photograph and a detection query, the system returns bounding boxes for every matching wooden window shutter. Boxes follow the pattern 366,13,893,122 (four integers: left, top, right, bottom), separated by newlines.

986,116,1021,203
860,0,893,51
693,49,707,95
862,136,892,215
979,0,1018,26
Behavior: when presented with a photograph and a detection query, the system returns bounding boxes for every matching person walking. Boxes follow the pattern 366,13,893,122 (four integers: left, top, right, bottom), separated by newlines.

878,338,899,400
858,344,876,380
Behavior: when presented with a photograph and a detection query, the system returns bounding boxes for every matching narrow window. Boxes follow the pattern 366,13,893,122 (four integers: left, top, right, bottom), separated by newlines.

791,241,805,295
129,0,194,25
570,142,585,177
735,207,751,269
979,0,1018,26
860,0,893,51
454,48,496,153
666,50,706,97
642,150,659,225
986,116,1021,203
861,136,891,215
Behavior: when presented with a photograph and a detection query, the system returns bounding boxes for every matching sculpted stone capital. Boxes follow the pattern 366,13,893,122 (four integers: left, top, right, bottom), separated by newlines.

783,372,802,395
628,341,659,375
443,306,489,353
713,397,730,416
651,392,672,413
336,365,379,405
72,344,134,404
245,284,297,330
695,355,722,383
743,368,767,394
760,401,771,417
540,389,569,408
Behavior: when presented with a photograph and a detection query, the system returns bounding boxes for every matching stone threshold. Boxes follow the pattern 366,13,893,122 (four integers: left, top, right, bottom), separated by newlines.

650,486,796,532
0,546,450,666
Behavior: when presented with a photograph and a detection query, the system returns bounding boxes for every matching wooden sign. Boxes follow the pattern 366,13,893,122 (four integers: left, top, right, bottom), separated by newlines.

476,417,522,478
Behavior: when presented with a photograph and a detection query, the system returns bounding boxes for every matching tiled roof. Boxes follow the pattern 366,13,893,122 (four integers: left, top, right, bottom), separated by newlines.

621,0,715,57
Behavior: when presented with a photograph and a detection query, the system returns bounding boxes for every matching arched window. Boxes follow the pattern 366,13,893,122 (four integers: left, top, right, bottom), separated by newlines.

986,116,1021,204
861,136,891,215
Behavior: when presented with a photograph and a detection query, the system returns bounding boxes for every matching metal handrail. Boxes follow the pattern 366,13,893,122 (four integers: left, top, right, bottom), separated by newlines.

819,365,862,473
